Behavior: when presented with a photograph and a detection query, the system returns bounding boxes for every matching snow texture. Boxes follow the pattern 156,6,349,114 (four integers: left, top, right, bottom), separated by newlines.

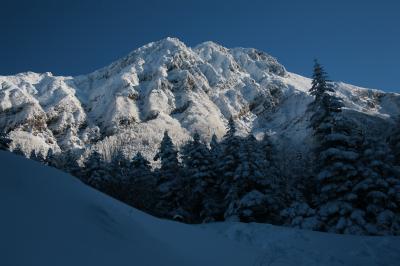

1,37,399,161
1,150,400,266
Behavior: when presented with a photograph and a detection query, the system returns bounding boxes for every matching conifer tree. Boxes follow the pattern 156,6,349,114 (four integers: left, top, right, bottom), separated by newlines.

217,117,241,195
260,133,280,191
154,131,180,183
181,132,220,222
210,133,221,159
130,152,153,181
58,149,82,178
356,138,400,235
38,151,45,163
182,132,214,182
110,149,130,180
83,150,109,187
45,148,57,167
261,133,274,164
224,135,280,222
127,152,157,212
0,134,12,151
30,150,45,163
308,61,365,234
226,117,236,139
99,149,131,202
30,150,38,160
309,59,334,101
153,131,184,220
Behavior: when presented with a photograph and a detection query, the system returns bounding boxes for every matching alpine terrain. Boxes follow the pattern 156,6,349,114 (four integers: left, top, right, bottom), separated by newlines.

1,37,400,235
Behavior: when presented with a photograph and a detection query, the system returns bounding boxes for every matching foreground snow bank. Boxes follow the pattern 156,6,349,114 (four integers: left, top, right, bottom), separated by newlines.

0,151,399,266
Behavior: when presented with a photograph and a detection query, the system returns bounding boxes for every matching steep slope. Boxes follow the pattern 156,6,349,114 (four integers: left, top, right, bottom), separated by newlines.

0,150,257,266
1,150,400,266
1,37,399,161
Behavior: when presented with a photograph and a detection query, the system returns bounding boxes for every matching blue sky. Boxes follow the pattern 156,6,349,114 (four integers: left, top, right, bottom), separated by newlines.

1,0,399,92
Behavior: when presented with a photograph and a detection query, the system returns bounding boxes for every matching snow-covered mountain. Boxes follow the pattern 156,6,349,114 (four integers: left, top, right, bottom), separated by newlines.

2,150,399,266
1,37,399,160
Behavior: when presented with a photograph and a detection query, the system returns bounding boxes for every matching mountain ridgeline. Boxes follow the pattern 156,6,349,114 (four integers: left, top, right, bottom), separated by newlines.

1,38,400,235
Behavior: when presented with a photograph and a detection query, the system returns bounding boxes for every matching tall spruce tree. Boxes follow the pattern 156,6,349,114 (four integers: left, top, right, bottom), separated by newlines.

260,133,280,192
261,133,274,164
99,149,131,203
58,149,82,178
110,149,130,180
154,131,180,183
130,152,154,182
309,59,334,101
356,138,400,235
308,61,365,234
127,152,157,213
224,134,280,222
83,150,109,187
181,132,220,222
182,132,214,182
30,150,38,160
217,117,241,195
45,148,57,167
210,133,221,159
30,150,45,163
153,131,185,220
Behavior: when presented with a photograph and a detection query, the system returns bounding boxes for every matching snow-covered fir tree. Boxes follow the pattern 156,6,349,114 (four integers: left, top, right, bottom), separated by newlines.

30,150,46,163
0,134,11,151
224,134,280,223
127,152,157,213
97,149,131,204
355,138,400,235
83,150,110,187
217,117,241,195
154,131,181,183
261,133,274,163
130,152,154,183
45,148,57,167
181,132,221,222
308,62,366,234
281,202,320,230
110,149,130,180
260,133,281,192
29,150,37,160
309,59,334,101
210,133,221,159
57,149,82,178
153,131,185,220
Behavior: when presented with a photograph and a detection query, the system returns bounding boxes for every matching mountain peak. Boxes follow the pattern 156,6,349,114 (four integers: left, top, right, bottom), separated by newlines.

154,37,187,47
1,38,399,162
138,37,189,54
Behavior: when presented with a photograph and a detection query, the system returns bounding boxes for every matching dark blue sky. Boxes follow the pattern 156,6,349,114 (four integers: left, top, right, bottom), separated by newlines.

1,0,399,92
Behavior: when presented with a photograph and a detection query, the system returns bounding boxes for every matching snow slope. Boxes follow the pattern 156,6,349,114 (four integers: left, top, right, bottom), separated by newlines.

1,37,399,161
0,151,256,266
1,150,400,266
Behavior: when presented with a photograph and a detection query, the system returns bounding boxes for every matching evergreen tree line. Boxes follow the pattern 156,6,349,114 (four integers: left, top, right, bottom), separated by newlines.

1,60,399,235
46,123,283,224
282,60,400,235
